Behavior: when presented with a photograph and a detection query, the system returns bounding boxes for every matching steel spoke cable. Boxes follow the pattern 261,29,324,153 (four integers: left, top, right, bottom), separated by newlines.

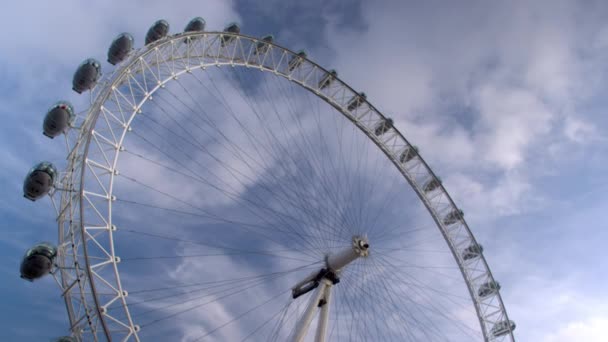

132,274,283,322
364,167,411,238
172,76,272,178
353,258,391,341
346,117,367,236
374,248,461,270
143,87,323,238
127,261,321,295
112,270,291,312
126,109,342,256
237,66,346,251
369,222,442,246
117,170,324,242
120,228,343,263
216,67,338,251
191,288,291,342
359,130,391,237
350,259,399,341
126,274,282,319
121,252,315,263
365,255,440,340
111,264,320,323
121,136,330,247
282,288,308,341
271,71,359,249
368,222,439,245
187,68,322,224
294,75,350,235
117,166,344,254
360,255,439,340
146,87,308,217
305,80,348,251
366,250,476,307
241,66,353,250
350,120,373,235
372,253,482,339
371,262,476,312
118,226,318,263
240,298,293,342
258,70,346,248
284,76,355,248
136,262,313,326
273,71,356,247
338,259,368,340
369,226,437,246
346,258,432,338
167,74,315,213
266,297,293,342
114,196,329,261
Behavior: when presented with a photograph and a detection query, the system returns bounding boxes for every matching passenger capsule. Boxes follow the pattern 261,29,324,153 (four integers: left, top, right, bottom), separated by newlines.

72,58,101,94
23,162,58,201
491,320,516,337
423,177,442,193
43,101,75,138
145,19,169,45
185,17,206,32
462,243,483,261
288,50,307,71
254,35,274,55
478,280,501,298
346,92,367,112
20,242,57,281
221,22,240,46
107,33,134,65
400,146,418,163
183,17,205,44
319,70,337,89
374,118,394,136
443,208,464,226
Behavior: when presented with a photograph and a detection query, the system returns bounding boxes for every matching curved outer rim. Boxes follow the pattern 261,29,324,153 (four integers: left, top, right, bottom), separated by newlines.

58,31,514,341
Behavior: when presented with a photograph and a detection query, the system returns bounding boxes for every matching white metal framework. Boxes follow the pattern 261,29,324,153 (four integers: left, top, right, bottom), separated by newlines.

48,30,515,341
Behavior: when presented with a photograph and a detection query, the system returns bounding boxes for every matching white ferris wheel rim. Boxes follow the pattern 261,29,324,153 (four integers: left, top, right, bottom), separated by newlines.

52,30,514,342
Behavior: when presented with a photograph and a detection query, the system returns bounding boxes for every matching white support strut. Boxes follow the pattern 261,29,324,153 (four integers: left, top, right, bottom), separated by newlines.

293,279,331,342
315,282,332,342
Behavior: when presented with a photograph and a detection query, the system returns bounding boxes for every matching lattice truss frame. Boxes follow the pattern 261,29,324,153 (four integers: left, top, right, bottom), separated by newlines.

50,31,514,342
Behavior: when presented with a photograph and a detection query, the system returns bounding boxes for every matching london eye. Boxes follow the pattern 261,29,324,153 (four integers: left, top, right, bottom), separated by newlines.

21,18,515,341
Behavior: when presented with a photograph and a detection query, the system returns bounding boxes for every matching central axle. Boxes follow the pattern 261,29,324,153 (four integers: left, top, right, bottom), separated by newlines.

291,235,370,342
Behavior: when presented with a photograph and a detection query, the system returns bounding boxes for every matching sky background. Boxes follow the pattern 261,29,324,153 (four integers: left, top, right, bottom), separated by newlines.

1,0,608,341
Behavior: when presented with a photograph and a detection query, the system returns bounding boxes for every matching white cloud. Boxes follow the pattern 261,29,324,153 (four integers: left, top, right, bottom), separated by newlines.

472,83,553,170
564,116,597,144
442,171,538,222
543,317,608,342
319,0,608,220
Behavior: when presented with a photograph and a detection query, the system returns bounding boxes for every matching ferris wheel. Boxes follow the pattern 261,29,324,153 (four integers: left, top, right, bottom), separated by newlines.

21,17,516,342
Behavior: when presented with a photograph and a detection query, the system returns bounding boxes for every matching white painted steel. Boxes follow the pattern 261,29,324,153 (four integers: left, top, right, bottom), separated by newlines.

49,30,515,341
326,236,369,272
314,284,332,342
293,280,329,342
293,237,364,341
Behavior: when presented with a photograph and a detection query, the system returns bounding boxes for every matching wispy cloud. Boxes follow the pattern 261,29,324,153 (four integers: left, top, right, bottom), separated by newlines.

2,1,607,341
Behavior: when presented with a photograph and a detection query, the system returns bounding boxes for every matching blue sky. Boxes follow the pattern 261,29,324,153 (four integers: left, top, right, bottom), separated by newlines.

1,0,608,341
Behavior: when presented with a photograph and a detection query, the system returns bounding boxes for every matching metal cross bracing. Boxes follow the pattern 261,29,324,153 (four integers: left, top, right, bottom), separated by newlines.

51,31,514,341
